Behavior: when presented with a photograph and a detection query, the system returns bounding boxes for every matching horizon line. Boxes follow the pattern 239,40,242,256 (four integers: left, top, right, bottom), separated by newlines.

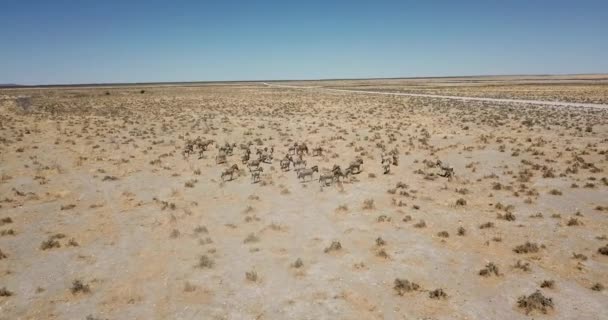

2,72,608,89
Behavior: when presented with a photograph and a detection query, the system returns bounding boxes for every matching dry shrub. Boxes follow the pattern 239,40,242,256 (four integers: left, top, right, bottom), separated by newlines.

540,280,555,289
60,204,76,210
517,290,553,315
194,225,208,234
40,238,61,250
198,255,214,268
243,233,260,243
548,189,562,195
291,258,303,268
457,226,466,236
514,242,540,254
437,231,449,238
0,287,13,297
324,241,342,253
0,217,12,226
497,212,516,221
376,249,390,259
479,262,500,277
479,222,494,229
414,220,426,228
393,279,420,295
245,270,258,282
567,217,581,226
572,252,587,261
70,280,90,295
429,288,447,300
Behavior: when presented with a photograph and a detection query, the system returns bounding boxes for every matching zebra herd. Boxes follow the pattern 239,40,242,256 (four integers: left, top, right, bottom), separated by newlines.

183,139,453,184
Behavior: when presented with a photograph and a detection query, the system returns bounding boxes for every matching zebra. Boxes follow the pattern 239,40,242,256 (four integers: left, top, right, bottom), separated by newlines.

293,156,307,170
333,166,351,182
240,141,253,151
182,143,194,158
297,143,309,156
319,172,334,185
196,139,214,151
346,158,363,174
196,139,214,158
216,152,227,164
221,164,239,181
297,165,318,182
312,146,323,156
241,149,251,164
251,167,263,183
436,160,454,179
381,154,392,165
259,153,273,164
383,163,391,174
280,155,293,171
334,168,345,182
247,159,261,170
219,143,236,156
288,143,298,155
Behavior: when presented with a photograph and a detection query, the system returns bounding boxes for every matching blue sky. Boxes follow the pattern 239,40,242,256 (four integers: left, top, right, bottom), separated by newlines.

1,0,607,85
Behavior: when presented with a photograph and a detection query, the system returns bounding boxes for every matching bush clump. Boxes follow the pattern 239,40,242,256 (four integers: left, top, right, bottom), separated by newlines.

513,242,540,254
517,290,553,314
393,279,420,295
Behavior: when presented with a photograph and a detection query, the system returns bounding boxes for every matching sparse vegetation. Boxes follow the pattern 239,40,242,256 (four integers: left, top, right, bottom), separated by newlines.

245,270,258,282
0,287,13,297
393,279,420,295
517,290,553,315
1,76,606,318
513,242,540,254
457,226,466,236
479,262,500,277
70,280,90,295
198,255,214,268
324,241,342,253
540,280,555,289
362,199,375,210
429,288,447,300
291,258,303,268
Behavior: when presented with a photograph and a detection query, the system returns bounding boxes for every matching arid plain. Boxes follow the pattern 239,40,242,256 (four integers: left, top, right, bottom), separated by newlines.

1,76,607,319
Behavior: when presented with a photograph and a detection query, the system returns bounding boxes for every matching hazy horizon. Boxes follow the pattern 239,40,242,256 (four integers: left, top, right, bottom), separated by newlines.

4,72,608,88
1,1,607,85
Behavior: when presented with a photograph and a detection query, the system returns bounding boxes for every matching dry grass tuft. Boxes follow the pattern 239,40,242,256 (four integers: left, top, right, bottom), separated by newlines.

517,290,553,315
198,255,215,268
324,241,342,253
514,242,540,254
393,279,420,295
429,288,448,300
70,280,90,295
479,262,500,277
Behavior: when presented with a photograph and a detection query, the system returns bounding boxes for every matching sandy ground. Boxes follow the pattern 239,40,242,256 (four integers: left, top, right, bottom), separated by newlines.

0,76,607,319
263,83,608,109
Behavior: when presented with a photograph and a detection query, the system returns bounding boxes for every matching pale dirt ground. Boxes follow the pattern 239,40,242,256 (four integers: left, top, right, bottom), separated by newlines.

0,77,607,319
287,75,608,104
